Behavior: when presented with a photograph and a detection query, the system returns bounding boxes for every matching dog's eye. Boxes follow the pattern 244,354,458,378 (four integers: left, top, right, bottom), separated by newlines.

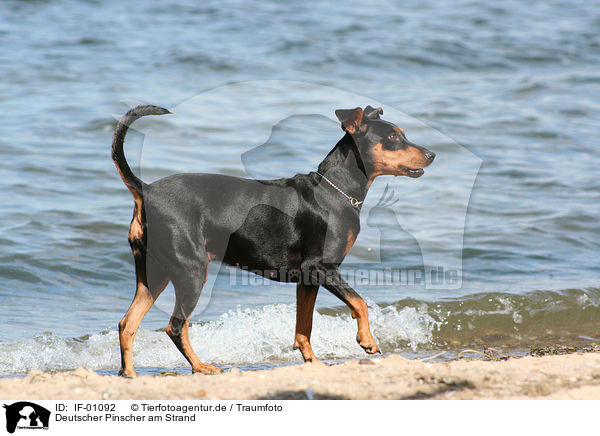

387,134,399,141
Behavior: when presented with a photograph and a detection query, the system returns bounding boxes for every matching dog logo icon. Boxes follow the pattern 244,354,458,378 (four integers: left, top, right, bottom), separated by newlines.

3,402,50,433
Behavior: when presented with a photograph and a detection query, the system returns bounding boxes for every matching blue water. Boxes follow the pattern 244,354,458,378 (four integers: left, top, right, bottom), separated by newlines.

0,0,599,374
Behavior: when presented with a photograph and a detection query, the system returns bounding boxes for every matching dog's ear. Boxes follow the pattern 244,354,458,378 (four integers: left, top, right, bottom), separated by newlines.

335,107,365,134
364,105,383,120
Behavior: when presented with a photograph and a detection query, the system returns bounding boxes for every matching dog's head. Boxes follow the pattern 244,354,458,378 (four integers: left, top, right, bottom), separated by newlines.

335,106,435,179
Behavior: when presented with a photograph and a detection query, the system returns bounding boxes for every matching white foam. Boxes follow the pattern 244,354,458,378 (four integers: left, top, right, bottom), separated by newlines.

0,300,437,375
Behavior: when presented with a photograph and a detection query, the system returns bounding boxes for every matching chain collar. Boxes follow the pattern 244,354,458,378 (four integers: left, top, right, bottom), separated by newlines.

315,171,363,210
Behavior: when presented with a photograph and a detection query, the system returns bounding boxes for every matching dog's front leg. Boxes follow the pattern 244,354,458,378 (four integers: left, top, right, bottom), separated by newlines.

293,284,319,362
305,263,380,354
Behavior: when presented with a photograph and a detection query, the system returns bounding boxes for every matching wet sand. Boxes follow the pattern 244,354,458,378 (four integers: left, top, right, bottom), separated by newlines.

1,353,600,400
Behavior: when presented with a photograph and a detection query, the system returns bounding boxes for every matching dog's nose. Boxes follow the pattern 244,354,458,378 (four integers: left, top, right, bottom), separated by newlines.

424,151,435,162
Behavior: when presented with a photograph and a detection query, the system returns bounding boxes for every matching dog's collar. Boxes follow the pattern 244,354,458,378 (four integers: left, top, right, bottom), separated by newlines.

315,171,363,210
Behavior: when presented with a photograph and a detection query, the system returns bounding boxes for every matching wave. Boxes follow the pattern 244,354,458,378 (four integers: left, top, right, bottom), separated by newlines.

1,288,598,375
0,299,436,375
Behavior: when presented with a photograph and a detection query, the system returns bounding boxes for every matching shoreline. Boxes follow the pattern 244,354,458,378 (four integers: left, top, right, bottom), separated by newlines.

2,352,600,400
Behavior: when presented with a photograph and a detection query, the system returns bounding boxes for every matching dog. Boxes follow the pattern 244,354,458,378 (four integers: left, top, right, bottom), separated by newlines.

112,104,435,377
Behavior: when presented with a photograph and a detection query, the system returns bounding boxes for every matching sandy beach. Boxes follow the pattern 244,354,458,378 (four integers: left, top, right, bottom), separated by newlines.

2,352,600,400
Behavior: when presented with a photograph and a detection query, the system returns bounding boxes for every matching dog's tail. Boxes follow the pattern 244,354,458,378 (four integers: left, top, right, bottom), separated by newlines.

112,105,171,199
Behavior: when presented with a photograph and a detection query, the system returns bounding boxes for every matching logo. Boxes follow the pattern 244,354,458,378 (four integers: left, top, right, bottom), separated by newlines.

119,81,480,317
2,402,50,434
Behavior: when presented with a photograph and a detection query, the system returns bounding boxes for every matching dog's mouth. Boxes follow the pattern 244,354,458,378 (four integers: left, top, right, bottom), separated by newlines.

397,165,425,178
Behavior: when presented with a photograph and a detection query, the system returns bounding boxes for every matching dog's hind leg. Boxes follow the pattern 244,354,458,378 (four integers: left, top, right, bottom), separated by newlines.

118,254,168,377
166,261,222,374
293,284,319,362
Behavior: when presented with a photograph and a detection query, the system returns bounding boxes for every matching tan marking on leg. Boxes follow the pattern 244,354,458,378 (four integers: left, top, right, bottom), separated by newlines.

166,262,221,374
128,197,144,243
293,284,319,362
119,278,168,377
346,296,380,354
166,316,222,374
343,229,357,257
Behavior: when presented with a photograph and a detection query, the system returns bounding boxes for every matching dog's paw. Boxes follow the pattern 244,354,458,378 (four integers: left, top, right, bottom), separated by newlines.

193,364,223,375
118,369,138,378
356,334,380,354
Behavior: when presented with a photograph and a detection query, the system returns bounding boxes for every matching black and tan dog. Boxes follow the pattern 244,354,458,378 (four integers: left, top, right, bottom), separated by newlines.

112,105,434,377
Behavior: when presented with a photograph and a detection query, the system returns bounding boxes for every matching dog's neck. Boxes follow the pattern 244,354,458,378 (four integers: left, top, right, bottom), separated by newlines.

315,133,370,206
